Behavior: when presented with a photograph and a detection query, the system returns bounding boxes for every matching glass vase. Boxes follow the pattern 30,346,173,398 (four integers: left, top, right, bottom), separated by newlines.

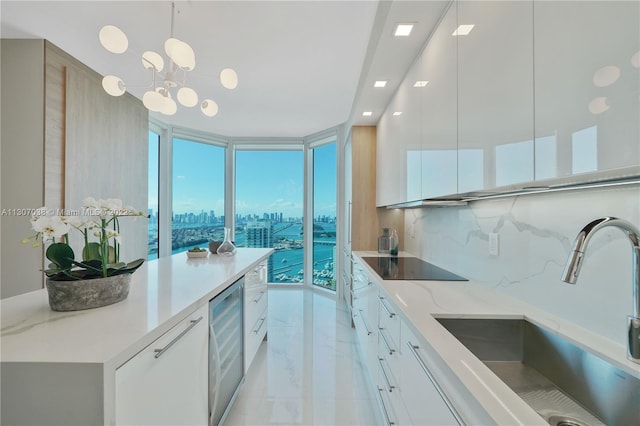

217,227,237,256
389,228,399,256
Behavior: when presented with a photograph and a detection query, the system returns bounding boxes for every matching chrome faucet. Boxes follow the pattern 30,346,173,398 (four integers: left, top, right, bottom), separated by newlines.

562,217,640,364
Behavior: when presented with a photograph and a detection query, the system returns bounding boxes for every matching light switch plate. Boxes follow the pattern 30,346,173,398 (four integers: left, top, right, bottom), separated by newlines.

489,233,500,256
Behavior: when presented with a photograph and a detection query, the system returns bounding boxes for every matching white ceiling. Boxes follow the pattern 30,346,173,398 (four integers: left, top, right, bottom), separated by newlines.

1,0,449,138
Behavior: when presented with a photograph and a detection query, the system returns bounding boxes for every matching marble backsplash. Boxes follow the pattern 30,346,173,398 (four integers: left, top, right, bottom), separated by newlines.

403,183,640,348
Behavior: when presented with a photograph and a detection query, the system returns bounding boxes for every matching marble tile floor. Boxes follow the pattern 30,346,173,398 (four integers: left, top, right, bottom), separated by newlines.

224,287,380,426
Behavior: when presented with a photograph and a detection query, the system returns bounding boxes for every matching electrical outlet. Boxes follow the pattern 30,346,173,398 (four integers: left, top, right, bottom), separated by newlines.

489,233,500,256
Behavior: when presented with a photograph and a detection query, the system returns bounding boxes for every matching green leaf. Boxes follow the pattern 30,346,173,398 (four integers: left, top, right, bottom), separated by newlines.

82,242,101,261
71,259,103,273
111,258,145,276
45,243,75,270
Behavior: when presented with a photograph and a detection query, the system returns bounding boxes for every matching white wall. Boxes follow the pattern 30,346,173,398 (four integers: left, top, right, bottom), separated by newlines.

1,40,46,298
403,184,640,348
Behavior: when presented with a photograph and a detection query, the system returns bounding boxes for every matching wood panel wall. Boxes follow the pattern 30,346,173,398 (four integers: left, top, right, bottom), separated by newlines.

65,66,148,262
0,40,149,298
351,126,404,251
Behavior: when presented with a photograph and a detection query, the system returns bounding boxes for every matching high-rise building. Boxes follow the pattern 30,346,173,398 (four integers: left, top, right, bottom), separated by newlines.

246,220,274,281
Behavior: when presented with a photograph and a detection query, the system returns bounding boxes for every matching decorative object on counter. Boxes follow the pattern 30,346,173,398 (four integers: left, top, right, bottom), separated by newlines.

378,228,390,253
46,273,132,311
186,247,208,258
22,197,147,311
216,227,237,256
208,241,222,253
389,228,399,256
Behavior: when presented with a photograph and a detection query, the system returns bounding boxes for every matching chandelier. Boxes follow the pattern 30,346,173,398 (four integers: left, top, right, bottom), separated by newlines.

99,2,237,117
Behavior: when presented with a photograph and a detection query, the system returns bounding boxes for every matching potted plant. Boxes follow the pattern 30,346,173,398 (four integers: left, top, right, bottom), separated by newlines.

23,197,147,311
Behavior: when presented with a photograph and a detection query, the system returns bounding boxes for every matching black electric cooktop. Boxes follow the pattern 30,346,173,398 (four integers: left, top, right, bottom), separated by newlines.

362,256,467,281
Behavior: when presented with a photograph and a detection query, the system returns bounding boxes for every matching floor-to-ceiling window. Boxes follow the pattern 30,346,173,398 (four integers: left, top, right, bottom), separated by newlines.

311,140,337,290
235,147,304,283
152,127,340,293
172,137,225,254
148,130,160,259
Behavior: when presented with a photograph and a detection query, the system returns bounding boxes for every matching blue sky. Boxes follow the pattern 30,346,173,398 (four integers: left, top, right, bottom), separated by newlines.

149,132,336,218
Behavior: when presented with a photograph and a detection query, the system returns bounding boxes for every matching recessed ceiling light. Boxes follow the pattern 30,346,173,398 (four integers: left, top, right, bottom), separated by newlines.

394,23,414,37
452,24,475,36
374,81,387,88
393,112,402,116
413,81,429,87
362,111,373,117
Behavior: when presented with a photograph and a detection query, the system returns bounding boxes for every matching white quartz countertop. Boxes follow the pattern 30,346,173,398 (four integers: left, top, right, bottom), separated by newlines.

353,251,640,425
1,248,272,370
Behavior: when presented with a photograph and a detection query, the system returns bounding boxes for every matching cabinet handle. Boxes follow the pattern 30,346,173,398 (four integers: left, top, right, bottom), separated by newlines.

348,201,352,244
358,309,373,335
406,342,465,426
253,317,266,334
377,357,396,392
379,297,396,318
209,324,222,421
379,327,395,355
154,316,203,359
375,386,396,426
253,291,265,304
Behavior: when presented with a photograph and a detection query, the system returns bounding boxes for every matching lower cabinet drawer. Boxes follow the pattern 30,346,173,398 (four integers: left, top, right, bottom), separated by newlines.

244,307,267,372
375,357,408,426
115,305,208,426
245,285,267,334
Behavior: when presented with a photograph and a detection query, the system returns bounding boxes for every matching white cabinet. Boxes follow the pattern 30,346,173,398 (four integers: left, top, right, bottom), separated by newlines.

351,256,467,425
375,1,639,204
457,0,535,191
377,58,423,206
115,304,209,426
533,0,640,181
421,2,459,198
352,259,378,371
375,291,411,426
244,260,268,372
400,320,462,425
377,96,404,207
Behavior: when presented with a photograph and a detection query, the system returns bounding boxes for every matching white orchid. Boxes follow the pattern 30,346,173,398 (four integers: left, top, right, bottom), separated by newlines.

23,196,147,280
31,215,70,243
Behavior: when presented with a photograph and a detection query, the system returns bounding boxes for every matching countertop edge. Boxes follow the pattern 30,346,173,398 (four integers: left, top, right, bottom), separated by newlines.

352,250,640,425
1,248,274,368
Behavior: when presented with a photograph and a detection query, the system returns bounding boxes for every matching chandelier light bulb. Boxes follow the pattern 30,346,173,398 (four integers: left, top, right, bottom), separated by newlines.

632,50,640,69
201,99,219,117
164,38,195,71
99,25,128,54
161,97,178,116
143,90,165,112
220,68,238,89
177,87,198,107
142,51,164,72
102,75,126,96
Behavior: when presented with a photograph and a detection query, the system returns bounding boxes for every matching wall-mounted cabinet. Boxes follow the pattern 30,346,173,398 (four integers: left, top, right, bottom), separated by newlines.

421,2,458,199
376,0,639,207
457,0,534,192
533,0,640,181
377,69,422,207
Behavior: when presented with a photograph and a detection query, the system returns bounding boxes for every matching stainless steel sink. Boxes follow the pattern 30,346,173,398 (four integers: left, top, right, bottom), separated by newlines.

436,318,640,426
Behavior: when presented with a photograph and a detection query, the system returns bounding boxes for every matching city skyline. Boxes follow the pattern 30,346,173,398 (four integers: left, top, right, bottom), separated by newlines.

149,132,337,290
149,134,337,218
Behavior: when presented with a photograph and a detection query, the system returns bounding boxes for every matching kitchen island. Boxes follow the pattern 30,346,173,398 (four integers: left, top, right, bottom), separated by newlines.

1,248,272,426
